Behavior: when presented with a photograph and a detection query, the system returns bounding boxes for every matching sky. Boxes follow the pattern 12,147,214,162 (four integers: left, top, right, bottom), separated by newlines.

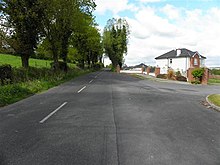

94,0,220,67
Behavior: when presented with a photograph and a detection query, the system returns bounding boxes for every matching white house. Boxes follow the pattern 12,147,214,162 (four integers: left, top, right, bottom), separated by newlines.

155,48,206,76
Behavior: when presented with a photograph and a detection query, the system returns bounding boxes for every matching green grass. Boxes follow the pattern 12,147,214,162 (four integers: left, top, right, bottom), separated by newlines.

208,94,220,107
0,68,90,107
0,54,90,107
0,54,76,68
208,78,220,85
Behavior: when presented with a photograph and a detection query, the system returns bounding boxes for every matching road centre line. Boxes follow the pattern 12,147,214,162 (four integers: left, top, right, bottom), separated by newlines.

77,86,87,93
39,102,67,124
89,79,94,84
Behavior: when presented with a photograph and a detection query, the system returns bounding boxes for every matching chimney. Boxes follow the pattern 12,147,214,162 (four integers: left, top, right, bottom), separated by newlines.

176,49,181,56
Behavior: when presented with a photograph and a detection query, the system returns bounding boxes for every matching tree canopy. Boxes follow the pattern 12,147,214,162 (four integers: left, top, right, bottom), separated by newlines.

0,0,102,70
0,0,45,68
103,18,130,68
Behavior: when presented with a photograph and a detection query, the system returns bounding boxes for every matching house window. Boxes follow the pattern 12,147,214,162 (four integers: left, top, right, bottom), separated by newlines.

194,58,198,65
170,59,172,64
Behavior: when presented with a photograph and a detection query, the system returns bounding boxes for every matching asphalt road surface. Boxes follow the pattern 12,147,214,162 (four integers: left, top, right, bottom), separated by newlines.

0,70,220,165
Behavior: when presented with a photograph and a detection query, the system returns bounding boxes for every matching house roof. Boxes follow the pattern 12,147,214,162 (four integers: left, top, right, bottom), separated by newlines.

155,48,206,60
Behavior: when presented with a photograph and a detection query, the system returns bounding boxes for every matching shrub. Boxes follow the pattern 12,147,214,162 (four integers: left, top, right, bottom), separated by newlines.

176,76,187,82
192,68,204,79
92,62,104,70
167,69,175,80
0,84,33,106
176,71,181,77
210,69,220,75
0,64,13,85
156,74,167,79
50,61,68,72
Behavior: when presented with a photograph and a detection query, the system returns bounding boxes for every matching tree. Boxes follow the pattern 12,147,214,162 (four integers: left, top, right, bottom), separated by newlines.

103,18,130,69
70,11,102,69
0,0,45,68
41,0,96,70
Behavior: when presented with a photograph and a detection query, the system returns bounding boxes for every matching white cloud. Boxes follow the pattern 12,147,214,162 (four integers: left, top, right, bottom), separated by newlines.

95,1,220,67
161,4,181,20
122,6,220,67
95,0,137,15
139,0,163,2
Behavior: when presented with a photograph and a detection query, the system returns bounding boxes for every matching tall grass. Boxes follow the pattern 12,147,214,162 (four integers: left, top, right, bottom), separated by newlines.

0,67,90,107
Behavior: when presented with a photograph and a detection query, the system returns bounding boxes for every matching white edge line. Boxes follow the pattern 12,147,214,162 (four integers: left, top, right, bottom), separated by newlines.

77,86,87,93
39,102,67,124
89,79,94,84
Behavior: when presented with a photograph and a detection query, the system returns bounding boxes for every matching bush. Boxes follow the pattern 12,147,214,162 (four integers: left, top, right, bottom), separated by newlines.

50,61,68,72
210,69,220,75
192,68,204,79
0,84,33,106
92,62,104,70
167,69,175,79
156,74,167,79
0,64,13,85
176,71,181,77
12,67,53,83
176,76,187,82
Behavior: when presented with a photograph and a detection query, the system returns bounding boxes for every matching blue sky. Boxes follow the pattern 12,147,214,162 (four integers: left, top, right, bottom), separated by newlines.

94,0,220,67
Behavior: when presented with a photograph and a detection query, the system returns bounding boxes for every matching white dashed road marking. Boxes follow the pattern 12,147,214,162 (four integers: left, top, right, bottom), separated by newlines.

39,102,67,124
77,86,87,93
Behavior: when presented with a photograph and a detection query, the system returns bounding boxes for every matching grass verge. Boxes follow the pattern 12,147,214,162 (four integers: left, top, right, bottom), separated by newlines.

208,78,220,85
208,94,220,107
0,68,90,107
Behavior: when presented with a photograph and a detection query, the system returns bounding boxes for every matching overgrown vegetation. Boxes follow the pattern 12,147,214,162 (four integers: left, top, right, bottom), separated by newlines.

0,66,90,107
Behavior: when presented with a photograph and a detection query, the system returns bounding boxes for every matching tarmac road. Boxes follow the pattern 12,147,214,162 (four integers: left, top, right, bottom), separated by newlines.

0,70,220,165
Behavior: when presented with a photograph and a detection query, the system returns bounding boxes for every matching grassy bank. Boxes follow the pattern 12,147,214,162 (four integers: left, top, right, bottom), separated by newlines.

208,94,220,107
0,68,90,107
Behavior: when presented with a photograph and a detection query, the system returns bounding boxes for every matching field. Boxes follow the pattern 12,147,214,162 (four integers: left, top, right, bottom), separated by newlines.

0,54,52,68
0,54,76,68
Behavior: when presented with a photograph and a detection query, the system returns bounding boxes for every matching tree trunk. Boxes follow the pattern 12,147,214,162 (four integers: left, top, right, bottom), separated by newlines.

61,40,68,72
51,44,59,71
87,56,91,69
21,55,29,68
